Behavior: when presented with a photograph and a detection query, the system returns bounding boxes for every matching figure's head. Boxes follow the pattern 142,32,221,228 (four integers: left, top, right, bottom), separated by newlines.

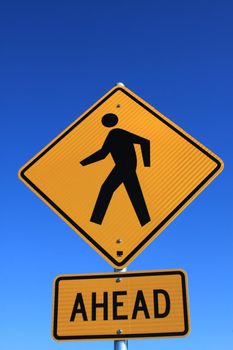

101,113,118,127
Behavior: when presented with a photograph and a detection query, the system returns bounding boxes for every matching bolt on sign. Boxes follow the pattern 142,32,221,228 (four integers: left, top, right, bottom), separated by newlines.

52,270,189,341
19,85,223,268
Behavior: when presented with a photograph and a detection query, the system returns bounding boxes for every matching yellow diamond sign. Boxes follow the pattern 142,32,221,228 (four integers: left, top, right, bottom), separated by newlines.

19,85,223,267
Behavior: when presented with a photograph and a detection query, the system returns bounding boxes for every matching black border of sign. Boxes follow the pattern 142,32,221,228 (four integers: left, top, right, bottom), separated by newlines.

20,87,222,267
53,270,189,340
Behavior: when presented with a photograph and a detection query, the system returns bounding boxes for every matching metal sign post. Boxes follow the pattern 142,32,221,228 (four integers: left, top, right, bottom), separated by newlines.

114,266,128,350
114,82,127,350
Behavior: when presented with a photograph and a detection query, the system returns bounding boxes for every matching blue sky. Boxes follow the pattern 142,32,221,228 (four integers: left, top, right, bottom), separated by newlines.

1,0,232,349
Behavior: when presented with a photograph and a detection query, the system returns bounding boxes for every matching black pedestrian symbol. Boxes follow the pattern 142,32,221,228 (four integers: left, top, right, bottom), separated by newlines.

80,113,151,226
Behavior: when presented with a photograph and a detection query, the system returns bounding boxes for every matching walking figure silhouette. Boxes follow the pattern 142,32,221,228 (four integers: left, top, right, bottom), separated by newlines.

80,113,151,226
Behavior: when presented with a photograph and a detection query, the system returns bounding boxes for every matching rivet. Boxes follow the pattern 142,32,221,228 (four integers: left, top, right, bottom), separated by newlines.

116,239,122,243
116,104,121,108
117,329,123,334
116,277,122,283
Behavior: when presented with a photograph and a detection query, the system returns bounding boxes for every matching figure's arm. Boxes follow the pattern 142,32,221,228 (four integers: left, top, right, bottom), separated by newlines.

127,131,150,167
139,137,150,167
80,139,109,166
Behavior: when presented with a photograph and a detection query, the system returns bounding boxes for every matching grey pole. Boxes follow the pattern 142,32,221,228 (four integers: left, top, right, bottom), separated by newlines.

114,81,127,350
116,82,125,87
114,267,128,350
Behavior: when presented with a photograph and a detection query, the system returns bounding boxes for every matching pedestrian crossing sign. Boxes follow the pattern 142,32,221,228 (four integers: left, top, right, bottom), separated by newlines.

19,85,223,268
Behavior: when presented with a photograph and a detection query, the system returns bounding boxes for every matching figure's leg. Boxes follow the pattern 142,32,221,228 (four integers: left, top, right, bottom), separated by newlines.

91,168,122,224
123,172,151,226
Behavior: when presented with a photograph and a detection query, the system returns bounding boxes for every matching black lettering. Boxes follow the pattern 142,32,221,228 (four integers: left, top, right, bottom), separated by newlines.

113,291,128,320
153,289,170,318
132,290,150,319
70,293,88,321
92,292,108,320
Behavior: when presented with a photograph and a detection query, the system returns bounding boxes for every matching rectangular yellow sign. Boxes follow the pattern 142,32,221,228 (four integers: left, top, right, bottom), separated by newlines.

52,270,190,341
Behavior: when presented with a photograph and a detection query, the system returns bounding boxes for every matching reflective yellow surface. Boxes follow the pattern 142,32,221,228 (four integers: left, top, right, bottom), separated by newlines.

19,86,223,267
53,270,189,340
